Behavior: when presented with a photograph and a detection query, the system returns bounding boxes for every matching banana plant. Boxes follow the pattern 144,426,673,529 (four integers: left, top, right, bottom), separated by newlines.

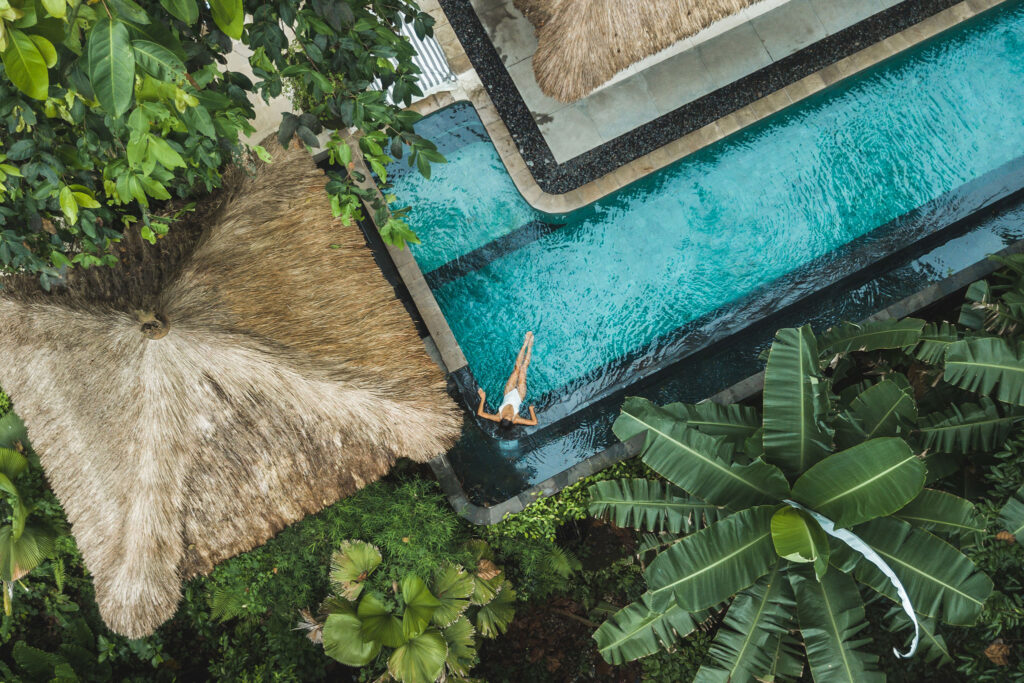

590,324,1001,681
301,539,515,683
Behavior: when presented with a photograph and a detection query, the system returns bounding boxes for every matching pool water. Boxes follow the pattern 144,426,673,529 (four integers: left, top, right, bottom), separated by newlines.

390,2,1024,412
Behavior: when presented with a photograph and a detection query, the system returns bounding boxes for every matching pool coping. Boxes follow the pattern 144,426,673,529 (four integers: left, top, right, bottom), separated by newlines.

416,0,1009,214
430,237,1024,525
396,0,1012,375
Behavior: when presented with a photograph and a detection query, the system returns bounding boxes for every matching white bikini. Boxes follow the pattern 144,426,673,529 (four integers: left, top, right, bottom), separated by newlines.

498,388,523,416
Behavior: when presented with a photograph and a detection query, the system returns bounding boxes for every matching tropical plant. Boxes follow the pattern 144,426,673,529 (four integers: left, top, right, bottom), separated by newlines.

302,539,515,683
589,322,1011,681
0,0,441,285
0,415,58,615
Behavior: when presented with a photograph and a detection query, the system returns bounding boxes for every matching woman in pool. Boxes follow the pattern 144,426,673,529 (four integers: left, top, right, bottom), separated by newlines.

477,331,538,428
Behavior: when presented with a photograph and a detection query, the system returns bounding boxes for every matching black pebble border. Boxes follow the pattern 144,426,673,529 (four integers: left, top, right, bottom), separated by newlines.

438,0,965,194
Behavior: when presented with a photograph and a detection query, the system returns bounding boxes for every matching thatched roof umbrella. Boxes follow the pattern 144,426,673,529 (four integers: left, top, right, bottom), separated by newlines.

0,141,461,637
515,0,762,102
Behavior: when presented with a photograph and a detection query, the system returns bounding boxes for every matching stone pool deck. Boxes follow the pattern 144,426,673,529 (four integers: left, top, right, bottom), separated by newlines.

471,0,904,163
393,0,1011,376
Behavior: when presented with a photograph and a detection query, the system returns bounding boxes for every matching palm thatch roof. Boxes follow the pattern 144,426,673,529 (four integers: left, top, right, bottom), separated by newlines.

0,140,461,637
514,0,762,102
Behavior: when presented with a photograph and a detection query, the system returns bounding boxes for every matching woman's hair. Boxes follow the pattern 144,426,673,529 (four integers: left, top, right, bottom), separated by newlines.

499,418,513,430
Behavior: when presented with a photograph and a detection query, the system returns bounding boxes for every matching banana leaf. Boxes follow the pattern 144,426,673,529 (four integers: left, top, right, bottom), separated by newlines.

944,337,1024,406
615,397,790,509
851,518,992,626
763,326,833,476
593,593,697,665
791,438,924,529
645,506,777,612
588,479,724,534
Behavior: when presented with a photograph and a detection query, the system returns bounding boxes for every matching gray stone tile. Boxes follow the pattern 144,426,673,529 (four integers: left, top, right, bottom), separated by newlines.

469,0,537,67
641,49,716,114
578,76,662,141
751,0,828,60
537,105,603,163
697,22,773,90
808,0,884,34
507,59,569,119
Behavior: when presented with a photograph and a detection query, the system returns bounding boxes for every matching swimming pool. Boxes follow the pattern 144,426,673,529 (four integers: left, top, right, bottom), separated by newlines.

390,1,1024,424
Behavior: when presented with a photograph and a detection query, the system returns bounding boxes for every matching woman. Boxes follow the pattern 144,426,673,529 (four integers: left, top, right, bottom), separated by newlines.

477,331,538,428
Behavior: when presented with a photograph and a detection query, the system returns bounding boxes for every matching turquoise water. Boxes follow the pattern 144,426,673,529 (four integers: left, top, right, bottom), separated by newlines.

391,3,1024,406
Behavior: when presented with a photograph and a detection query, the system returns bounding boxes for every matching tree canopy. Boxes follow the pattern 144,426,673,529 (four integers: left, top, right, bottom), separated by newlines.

0,0,442,288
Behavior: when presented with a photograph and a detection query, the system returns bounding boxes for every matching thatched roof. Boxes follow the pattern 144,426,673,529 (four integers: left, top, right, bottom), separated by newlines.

0,140,461,637
514,0,762,102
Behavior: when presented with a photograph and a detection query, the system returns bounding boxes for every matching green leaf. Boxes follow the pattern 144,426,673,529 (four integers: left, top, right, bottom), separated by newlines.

593,593,697,665
762,326,834,476
401,575,440,639
431,564,473,627
791,437,924,528
887,607,952,666
645,506,777,612
0,448,27,482
329,540,381,601
915,322,961,365
959,280,990,330
41,0,66,19
27,35,55,68
209,0,243,39
771,506,829,579
474,580,515,638
997,483,1024,543
853,518,993,626
87,18,135,117
893,489,984,542
917,397,1023,454
662,401,761,444
108,0,150,24
322,613,381,667
58,185,78,224
147,135,185,169
588,479,724,534
132,40,185,80
357,593,406,648
441,616,476,678
2,29,48,100
159,0,198,24
615,398,790,510
0,519,58,582
693,563,796,682
790,565,883,683
835,379,917,450
387,628,447,683
944,337,1024,406
817,318,925,358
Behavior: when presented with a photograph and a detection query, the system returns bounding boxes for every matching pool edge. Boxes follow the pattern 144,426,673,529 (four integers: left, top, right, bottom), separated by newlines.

430,237,1024,525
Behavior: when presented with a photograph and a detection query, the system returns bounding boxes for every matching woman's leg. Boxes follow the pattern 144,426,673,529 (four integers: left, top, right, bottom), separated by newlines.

503,333,532,394
517,333,534,397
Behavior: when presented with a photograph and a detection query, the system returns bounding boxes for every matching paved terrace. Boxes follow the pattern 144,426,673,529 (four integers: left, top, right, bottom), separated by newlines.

470,0,904,162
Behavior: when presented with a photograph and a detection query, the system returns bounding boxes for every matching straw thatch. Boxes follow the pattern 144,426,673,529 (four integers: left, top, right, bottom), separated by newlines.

0,140,461,637
514,0,762,102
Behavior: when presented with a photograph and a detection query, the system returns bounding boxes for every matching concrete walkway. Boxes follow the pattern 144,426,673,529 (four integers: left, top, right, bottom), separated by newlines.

470,0,903,162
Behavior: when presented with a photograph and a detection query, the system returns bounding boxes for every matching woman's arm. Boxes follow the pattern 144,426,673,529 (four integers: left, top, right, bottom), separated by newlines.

477,388,501,423
514,406,539,426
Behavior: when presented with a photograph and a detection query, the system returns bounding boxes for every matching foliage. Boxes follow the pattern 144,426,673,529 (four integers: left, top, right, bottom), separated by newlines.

590,321,1008,681
0,0,442,285
0,411,58,616
952,437,1024,681
306,538,515,683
